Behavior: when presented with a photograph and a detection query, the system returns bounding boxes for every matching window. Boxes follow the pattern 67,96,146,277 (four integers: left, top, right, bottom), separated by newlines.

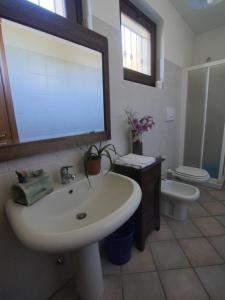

121,14,151,75
26,0,83,24
120,0,156,86
27,0,66,17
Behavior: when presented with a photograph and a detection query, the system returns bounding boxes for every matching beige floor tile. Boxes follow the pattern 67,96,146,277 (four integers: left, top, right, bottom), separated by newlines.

198,189,216,203
147,219,175,242
208,235,225,260
121,245,155,274
209,190,225,201
196,265,225,300
201,201,225,216
160,268,209,300
166,219,202,238
101,253,121,275
103,276,123,300
188,203,209,218
123,272,165,300
179,237,223,266
151,240,190,270
215,215,225,227
193,217,225,236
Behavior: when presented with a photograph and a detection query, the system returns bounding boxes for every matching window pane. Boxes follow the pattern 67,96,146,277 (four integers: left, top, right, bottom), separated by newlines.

28,0,39,4
27,0,66,17
121,13,151,76
40,0,55,12
55,0,66,17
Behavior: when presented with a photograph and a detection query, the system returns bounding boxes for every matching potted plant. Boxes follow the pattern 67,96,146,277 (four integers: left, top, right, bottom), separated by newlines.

83,143,117,177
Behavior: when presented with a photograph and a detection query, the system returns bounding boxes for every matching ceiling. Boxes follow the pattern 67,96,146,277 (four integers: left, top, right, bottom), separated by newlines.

170,0,225,34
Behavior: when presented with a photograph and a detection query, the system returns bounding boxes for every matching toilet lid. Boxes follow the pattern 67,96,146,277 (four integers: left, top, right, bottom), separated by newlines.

175,171,208,179
175,166,209,178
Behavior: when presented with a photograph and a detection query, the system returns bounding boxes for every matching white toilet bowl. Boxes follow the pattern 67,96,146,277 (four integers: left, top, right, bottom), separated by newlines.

161,179,200,221
174,166,210,183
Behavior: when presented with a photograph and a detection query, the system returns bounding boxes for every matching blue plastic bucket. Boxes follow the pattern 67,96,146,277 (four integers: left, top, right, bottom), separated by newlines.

104,221,134,265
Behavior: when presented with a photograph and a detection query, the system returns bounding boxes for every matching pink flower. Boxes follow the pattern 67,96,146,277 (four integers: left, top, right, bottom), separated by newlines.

125,110,155,135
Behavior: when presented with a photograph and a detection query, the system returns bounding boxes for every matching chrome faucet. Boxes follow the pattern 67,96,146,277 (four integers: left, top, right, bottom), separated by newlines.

60,166,76,184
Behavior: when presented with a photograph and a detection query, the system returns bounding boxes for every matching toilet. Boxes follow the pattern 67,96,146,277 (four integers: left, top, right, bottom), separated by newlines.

161,166,209,220
161,179,200,221
174,166,210,183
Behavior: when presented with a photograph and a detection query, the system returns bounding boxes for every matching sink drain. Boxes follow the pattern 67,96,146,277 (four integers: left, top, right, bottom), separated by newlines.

76,212,87,220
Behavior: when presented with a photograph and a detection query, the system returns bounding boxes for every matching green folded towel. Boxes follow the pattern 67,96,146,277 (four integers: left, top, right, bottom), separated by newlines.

12,173,53,206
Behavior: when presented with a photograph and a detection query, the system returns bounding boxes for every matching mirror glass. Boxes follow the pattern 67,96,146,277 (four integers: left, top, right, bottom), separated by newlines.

1,19,105,143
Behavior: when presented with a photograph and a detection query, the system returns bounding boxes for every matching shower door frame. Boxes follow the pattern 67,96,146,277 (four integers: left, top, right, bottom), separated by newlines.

180,58,225,183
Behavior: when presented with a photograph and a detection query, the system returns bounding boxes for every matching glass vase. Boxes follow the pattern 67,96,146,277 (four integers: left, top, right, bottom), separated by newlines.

131,130,143,155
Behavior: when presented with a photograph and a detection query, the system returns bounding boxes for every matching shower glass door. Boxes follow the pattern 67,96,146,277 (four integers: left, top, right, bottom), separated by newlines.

202,64,225,178
184,68,208,168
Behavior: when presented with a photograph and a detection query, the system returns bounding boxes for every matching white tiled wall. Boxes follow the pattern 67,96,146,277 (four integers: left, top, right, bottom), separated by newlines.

0,148,83,299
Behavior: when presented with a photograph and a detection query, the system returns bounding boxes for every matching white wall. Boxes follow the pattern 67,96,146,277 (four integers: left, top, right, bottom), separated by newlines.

91,15,183,175
0,1,194,299
146,0,194,68
87,0,194,68
193,25,225,65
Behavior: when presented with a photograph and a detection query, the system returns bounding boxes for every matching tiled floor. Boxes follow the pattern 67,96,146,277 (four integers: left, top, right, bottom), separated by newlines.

50,185,225,300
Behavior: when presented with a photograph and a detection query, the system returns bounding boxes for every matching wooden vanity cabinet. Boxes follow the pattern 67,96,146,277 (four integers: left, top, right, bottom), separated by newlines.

114,157,163,251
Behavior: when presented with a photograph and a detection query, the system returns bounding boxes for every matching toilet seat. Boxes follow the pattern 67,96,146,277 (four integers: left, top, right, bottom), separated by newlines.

175,166,209,182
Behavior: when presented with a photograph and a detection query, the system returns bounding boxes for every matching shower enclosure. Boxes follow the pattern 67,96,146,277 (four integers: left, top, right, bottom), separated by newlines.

182,59,225,187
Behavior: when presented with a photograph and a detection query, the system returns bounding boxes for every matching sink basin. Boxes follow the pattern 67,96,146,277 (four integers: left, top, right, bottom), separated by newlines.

5,171,141,300
6,171,141,252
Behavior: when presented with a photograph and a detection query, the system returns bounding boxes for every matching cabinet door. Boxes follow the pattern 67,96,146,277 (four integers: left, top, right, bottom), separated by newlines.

142,179,158,228
0,70,12,146
142,166,161,229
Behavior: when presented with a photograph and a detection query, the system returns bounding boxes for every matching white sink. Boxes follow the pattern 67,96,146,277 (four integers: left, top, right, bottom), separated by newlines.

6,172,141,300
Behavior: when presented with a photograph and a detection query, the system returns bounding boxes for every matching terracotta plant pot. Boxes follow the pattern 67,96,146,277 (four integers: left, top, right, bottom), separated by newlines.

86,158,101,175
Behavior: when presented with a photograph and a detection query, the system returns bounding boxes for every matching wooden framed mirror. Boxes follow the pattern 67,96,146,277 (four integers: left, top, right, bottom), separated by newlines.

0,0,111,161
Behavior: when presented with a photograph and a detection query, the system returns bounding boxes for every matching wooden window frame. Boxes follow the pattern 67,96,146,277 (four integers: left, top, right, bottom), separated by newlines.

63,0,83,25
0,0,111,161
120,0,156,87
